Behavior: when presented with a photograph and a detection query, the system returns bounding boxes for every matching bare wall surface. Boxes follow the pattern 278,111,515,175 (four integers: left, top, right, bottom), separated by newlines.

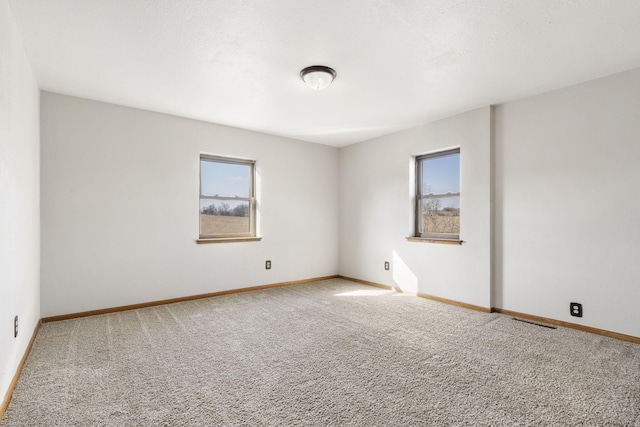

0,0,40,403
38,66,640,339
338,107,492,309
494,68,640,338
40,93,339,317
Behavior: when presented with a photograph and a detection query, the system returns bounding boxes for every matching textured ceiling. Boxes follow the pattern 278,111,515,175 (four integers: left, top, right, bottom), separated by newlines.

9,0,640,147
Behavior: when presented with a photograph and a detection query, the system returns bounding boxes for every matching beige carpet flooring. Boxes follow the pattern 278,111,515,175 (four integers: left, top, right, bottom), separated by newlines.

2,278,639,426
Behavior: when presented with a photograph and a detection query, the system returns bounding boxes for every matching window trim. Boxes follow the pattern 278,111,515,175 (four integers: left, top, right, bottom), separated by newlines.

414,148,461,242
198,154,257,241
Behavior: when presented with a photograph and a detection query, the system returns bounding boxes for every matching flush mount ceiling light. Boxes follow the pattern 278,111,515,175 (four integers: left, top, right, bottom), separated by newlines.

300,65,336,90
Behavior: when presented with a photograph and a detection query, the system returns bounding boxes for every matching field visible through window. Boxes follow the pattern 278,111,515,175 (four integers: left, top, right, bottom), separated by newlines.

416,148,460,238
200,214,249,235
199,155,255,238
422,211,460,234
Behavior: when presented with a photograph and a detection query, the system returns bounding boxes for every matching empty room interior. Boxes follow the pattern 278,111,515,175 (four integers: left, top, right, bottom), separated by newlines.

1,0,640,425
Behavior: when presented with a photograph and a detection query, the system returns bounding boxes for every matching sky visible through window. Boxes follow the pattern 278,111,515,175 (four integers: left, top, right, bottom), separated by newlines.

421,153,460,210
201,161,250,197
421,153,459,195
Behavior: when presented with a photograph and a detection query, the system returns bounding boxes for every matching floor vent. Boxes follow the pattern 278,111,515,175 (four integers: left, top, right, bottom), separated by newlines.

512,317,557,329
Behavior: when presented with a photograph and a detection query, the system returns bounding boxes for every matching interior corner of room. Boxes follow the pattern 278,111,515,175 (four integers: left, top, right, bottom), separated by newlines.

2,0,640,423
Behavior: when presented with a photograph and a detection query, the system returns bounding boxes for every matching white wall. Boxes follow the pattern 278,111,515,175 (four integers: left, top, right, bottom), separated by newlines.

337,68,640,338
18,29,640,344
40,93,339,317
494,68,640,337
339,107,492,308
0,0,40,403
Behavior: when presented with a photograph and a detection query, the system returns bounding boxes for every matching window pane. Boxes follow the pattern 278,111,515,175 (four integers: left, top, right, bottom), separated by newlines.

200,160,250,198
421,153,460,195
420,196,460,235
200,200,250,235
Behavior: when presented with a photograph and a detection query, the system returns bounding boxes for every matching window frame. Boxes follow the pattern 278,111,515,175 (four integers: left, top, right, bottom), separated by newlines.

414,148,461,242
198,154,257,242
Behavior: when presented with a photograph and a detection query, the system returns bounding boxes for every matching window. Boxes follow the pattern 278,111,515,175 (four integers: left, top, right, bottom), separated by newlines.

415,148,460,240
199,155,256,240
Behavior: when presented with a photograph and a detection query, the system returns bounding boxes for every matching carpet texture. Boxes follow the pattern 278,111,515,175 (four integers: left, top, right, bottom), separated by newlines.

2,279,639,426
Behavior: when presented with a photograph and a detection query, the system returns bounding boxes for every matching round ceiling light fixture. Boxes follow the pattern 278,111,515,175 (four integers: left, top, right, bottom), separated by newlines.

300,65,336,90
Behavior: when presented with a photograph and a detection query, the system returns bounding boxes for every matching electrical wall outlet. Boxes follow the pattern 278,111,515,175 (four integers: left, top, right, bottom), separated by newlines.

570,302,583,317
265,260,271,270
14,315,18,338
384,261,390,271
